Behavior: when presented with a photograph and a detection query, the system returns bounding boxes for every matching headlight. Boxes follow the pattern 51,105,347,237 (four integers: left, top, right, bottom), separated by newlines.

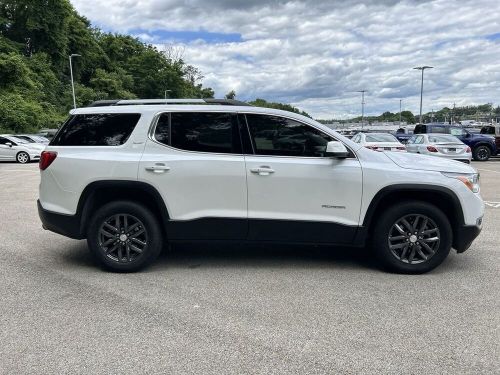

442,172,480,193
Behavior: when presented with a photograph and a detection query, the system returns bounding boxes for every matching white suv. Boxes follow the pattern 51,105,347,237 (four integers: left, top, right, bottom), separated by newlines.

38,99,484,273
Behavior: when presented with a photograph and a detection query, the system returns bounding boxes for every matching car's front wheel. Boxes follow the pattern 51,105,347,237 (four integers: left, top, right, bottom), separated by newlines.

87,201,163,272
372,201,452,274
16,152,30,164
472,145,491,161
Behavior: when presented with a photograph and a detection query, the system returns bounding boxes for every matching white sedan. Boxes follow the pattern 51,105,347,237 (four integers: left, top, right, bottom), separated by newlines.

0,135,46,163
351,132,406,151
406,134,472,163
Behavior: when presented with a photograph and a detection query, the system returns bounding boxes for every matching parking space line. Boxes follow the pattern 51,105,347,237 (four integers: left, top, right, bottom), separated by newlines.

484,201,500,208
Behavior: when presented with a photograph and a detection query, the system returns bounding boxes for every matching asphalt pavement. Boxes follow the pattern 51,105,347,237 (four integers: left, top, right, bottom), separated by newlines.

0,160,499,374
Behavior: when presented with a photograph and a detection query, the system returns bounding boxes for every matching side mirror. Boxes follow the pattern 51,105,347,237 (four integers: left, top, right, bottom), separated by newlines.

5,142,12,147
325,141,349,158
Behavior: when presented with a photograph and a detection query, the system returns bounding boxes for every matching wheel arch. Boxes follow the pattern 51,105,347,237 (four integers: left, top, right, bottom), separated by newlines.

472,142,494,152
361,184,464,249
78,180,170,238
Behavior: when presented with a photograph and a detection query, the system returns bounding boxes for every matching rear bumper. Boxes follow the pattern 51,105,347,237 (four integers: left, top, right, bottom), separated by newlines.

37,200,83,239
454,224,482,253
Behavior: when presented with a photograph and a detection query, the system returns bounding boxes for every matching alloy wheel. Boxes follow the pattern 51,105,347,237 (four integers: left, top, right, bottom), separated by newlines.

476,147,489,161
388,214,440,264
17,152,29,163
98,214,148,263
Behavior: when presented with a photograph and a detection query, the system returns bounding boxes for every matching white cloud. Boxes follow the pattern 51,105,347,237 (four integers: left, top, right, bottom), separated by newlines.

71,0,500,118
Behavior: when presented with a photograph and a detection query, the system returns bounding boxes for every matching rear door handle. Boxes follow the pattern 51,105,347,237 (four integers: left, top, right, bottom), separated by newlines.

249,166,275,176
145,163,170,173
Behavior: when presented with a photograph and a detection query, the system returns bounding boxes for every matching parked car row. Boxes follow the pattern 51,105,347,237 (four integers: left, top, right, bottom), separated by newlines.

351,131,472,163
0,134,49,163
396,123,498,161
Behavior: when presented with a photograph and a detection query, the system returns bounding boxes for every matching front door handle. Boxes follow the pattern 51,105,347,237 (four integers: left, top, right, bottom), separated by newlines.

145,163,170,173
249,166,275,176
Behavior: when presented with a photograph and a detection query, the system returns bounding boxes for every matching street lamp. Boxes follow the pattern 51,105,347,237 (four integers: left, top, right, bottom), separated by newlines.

164,89,172,99
413,66,433,124
69,54,81,109
399,99,403,124
357,90,366,130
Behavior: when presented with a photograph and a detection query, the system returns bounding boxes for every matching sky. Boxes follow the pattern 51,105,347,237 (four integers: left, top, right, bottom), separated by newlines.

71,0,500,119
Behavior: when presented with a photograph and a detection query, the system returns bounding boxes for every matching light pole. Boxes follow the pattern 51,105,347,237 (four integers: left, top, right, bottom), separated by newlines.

164,89,172,99
399,99,402,124
69,54,81,109
413,66,433,124
357,90,366,130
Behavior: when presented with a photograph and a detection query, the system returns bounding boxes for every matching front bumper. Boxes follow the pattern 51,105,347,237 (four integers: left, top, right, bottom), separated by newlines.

454,224,482,253
37,200,83,239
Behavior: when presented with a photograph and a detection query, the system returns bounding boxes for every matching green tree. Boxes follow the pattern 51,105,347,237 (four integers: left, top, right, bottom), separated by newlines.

225,90,236,99
248,98,311,118
400,111,415,124
0,0,72,65
0,0,214,133
89,68,135,100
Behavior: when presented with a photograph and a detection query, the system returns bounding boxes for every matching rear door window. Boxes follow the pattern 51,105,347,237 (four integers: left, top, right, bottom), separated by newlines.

51,113,141,146
155,112,242,154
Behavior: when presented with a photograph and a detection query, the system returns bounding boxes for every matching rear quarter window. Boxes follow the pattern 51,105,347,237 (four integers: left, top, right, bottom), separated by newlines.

51,113,141,146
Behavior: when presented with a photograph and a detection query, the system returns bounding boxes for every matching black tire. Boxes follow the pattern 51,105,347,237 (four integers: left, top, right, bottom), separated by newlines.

16,151,30,164
472,145,491,161
87,201,163,272
372,201,452,274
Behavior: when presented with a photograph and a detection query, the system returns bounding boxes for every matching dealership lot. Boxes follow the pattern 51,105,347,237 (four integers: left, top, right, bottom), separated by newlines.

0,161,498,374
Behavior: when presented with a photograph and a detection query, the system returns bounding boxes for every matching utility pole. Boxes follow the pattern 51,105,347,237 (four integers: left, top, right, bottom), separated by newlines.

357,90,366,130
69,54,81,109
413,66,433,124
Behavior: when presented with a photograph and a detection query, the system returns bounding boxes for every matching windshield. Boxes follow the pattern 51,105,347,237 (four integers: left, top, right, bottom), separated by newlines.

16,136,35,143
365,133,398,142
428,135,461,143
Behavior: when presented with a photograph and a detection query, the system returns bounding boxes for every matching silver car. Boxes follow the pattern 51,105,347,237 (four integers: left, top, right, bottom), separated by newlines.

0,135,45,163
406,134,472,163
14,134,50,144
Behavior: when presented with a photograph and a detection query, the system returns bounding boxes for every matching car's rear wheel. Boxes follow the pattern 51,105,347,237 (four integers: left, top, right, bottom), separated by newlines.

472,145,491,161
372,201,452,274
87,201,163,272
16,152,30,164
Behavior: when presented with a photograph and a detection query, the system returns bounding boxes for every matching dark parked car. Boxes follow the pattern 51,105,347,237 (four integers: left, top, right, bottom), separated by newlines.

413,123,497,161
480,124,500,150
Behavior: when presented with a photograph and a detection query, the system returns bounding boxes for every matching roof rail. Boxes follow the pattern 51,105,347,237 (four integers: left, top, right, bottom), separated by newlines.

87,98,251,107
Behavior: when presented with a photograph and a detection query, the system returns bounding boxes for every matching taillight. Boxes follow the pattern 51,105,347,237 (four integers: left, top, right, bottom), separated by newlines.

427,146,438,152
39,151,57,170
466,146,471,153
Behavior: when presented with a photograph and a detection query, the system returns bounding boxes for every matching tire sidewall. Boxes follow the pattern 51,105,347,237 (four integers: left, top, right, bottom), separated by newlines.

16,152,30,164
373,201,452,274
87,201,163,272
